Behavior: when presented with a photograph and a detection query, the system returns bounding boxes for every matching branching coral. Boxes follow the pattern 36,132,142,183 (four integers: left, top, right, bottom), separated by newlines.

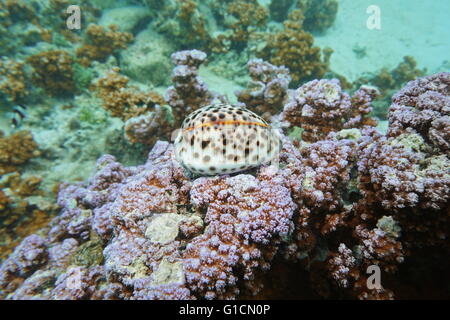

0,0,39,55
269,0,338,33
165,50,216,124
142,0,211,50
0,68,448,301
0,170,57,263
297,0,338,33
176,0,210,48
224,0,268,51
124,105,175,145
76,24,133,66
0,130,40,175
0,58,27,103
259,10,331,85
95,68,168,121
370,57,426,96
184,170,296,298
236,58,291,119
27,50,77,97
281,79,377,142
354,56,426,119
356,73,450,248
388,72,449,146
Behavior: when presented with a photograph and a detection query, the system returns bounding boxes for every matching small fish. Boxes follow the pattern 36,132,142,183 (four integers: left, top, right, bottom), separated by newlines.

10,104,27,128
174,103,281,176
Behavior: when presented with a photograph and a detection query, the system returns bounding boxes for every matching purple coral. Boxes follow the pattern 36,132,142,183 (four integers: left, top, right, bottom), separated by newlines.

0,69,448,301
388,72,450,150
282,79,352,142
165,50,214,120
0,235,48,297
282,79,378,142
184,171,296,299
236,59,291,118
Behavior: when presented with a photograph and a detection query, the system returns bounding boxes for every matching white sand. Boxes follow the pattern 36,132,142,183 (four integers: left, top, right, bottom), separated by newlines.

315,0,450,81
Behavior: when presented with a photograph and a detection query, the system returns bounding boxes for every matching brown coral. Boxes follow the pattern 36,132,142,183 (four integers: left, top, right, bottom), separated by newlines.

95,68,168,121
0,172,57,263
176,0,209,47
0,58,27,103
76,24,133,66
27,50,76,96
259,10,330,85
226,0,268,50
298,0,338,33
0,130,40,175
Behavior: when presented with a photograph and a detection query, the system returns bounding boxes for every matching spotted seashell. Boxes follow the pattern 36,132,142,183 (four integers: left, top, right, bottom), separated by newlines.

174,103,281,175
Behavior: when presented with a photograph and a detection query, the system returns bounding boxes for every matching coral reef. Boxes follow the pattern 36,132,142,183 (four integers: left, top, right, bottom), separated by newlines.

281,79,378,142
120,28,174,86
183,171,296,298
236,58,291,119
269,0,339,33
223,0,268,51
371,57,426,95
27,50,77,97
0,0,447,301
0,131,40,175
1,73,447,300
0,58,27,104
259,10,331,85
95,68,167,121
0,171,57,262
124,105,174,145
165,50,216,124
143,0,211,49
76,24,133,66
176,0,210,47
354,56,426,120
298,0,339,33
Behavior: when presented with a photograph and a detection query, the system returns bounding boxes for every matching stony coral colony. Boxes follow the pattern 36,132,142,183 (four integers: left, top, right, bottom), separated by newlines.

0,0,449,300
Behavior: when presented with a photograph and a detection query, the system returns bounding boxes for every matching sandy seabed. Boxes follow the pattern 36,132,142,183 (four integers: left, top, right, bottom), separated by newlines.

315,0,450,81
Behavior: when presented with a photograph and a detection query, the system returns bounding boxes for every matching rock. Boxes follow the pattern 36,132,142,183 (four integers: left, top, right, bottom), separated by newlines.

99,6,151,34
145,213,184,244
120,28,174,86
